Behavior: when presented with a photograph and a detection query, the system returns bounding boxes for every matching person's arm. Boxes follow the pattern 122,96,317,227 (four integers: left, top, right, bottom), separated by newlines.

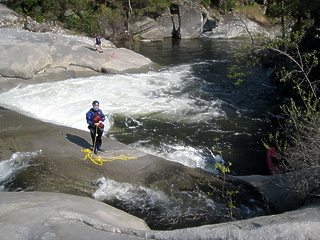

100,110,106,122
86,111,94,126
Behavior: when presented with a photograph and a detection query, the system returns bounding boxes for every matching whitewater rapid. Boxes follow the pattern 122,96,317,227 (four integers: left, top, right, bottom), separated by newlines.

0,151,41,191
0,64,225,171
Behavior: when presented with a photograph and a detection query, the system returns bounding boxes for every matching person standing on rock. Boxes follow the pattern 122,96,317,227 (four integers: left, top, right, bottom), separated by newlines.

94,34,103,53
86,100,105,154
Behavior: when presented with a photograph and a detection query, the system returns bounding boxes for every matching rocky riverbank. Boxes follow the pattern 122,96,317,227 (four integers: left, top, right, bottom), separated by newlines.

0,1,154,89
0,106,227,194
0,28,153,82
1,4,320,239
1,191,319,240
1,107,320,239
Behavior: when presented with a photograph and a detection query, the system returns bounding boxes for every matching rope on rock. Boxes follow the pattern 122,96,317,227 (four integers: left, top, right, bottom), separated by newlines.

81,148,137,166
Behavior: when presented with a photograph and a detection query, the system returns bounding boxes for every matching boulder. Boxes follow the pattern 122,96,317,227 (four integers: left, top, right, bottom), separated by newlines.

0,191,320,240
129,17,157,36
129,17,164,41
0,3,20,21
0,28,154,79
0,41,51,79
147,200,320,239
0,191,150,240
203,12,277,39
140,27,164,42
234,167,320,213
201,7,219,32
203,17,217,32
156,14,175,38
130,0,204,40
135,5,276,41
0,3,24,28
24,16,66,33
178,0,204,38
150,6,173,38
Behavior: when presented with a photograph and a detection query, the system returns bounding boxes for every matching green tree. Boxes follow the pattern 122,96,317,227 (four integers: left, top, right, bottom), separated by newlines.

266,0,320,35
265,36,319,170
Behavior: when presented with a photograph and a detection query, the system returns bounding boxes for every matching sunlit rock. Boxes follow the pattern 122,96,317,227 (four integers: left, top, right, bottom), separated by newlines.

0,28,154,79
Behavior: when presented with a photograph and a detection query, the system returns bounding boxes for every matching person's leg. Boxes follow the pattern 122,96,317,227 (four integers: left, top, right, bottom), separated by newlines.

88,126,96,147
96,127,104,150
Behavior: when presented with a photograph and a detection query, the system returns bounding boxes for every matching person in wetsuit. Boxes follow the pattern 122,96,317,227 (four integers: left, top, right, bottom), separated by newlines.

86,100,105,153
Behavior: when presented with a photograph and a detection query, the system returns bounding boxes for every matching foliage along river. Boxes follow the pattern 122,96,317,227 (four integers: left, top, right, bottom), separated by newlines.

0,38,280,229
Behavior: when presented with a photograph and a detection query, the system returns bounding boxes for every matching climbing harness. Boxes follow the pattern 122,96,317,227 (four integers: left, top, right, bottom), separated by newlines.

81,148,137,166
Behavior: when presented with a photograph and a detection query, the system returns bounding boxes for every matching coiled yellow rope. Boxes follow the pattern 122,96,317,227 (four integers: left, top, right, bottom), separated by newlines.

81,148,137,166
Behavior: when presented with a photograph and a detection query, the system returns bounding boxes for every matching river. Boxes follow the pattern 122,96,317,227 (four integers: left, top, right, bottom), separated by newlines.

0,37,280,229
0,38,279,175
115,38,279,175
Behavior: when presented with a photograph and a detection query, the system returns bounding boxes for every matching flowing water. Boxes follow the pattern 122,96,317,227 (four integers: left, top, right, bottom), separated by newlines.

116,38,280,175
0,38,280,229
0,151,41,191
0,38,279,174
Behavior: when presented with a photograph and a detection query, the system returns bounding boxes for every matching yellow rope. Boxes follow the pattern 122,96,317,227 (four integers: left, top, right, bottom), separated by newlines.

81,148,137,166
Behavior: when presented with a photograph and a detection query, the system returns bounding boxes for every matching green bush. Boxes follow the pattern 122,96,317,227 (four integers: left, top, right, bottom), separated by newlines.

219,0,236,14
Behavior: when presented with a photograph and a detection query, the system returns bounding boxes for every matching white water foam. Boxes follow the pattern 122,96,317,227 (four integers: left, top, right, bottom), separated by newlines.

0,65,225,170
92,177,220,219
0,151,41,191
93,177,171,210
131,142,221,173
0,64,225,130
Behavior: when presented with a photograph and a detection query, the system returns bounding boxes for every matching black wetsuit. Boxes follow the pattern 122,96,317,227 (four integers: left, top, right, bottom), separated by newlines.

86,108,105,148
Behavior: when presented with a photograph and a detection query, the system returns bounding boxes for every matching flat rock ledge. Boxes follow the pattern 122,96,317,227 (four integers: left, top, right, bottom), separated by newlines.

0,191,319,240
0,192,150,240
0,28,154,80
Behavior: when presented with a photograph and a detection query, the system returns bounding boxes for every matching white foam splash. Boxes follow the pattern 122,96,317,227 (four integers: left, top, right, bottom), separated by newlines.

0,65,226,171
0,151,41,190
130,142,221,173
0,64,225,132
93,177,171,210
92,177,219,216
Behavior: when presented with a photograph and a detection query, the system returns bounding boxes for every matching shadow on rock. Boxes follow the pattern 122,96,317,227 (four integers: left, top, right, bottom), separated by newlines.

85,46,98,52
66,133,91,149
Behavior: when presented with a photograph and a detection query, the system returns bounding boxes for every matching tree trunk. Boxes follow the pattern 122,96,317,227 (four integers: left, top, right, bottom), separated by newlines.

281,0,285,39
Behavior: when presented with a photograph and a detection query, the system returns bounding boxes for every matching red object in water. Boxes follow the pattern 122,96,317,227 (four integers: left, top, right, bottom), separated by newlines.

266,147,285,175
